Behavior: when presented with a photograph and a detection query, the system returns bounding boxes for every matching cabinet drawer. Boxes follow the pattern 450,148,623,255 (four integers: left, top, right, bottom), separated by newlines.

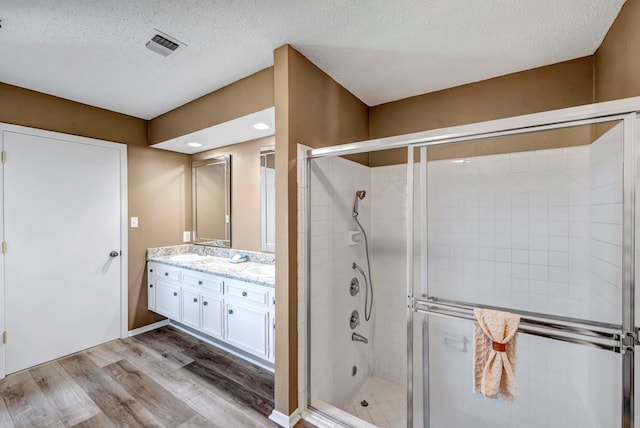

152,265,181,282
225,282,268,305
182,271,223,294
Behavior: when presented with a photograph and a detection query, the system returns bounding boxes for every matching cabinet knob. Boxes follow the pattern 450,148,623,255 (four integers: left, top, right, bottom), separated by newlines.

165,272,169,276
173,292,178,296
150,269,154,273
228,309,234,315
203,301,208,306
149,284,153,288
198,280,203,285
242,291,248,297
193,298,198,303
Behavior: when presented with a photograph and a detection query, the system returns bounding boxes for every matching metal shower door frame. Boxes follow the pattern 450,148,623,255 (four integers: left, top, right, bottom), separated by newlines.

407,112,637,428
304,96,640,428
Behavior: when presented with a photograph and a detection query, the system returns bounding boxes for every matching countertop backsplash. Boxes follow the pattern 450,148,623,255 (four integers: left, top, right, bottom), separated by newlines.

147,244,276,265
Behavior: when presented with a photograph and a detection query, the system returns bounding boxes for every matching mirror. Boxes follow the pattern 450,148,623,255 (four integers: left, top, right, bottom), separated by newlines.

260,148,275,252
192,155,231,247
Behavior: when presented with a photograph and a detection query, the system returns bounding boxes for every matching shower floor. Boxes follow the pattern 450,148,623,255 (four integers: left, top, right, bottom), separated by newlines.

343,377,406,428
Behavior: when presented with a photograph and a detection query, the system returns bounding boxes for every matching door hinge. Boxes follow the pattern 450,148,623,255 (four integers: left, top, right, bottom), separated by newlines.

2,331,6,344
622,330,637,352
1,151,5,164
2,241,6,254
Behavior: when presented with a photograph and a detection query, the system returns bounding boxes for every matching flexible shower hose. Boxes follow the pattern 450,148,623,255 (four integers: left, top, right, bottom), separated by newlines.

354,215,374,322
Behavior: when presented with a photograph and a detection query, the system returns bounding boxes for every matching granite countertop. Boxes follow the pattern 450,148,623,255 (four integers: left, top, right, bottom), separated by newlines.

147,245,275,288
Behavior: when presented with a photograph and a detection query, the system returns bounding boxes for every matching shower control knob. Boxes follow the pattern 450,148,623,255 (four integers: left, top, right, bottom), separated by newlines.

350,277,360,296
350,310,360,329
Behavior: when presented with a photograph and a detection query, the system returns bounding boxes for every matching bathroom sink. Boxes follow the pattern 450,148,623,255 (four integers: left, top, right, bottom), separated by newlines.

244,265,275,278
170,254,211,262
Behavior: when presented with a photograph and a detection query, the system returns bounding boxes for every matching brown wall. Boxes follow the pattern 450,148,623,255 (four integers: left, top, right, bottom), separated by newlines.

192,136,274,252
128,146,191,329
273,45,369,415
0,83,190,331
148,68,275,145
595,0,640,102
0,83,147,146
368,57,594,166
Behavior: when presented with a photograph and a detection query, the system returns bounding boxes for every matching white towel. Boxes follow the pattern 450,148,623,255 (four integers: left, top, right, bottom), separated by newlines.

473,308,520,402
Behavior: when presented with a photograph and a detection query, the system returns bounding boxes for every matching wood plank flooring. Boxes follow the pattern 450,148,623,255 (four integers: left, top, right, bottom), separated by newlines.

0,326,282,427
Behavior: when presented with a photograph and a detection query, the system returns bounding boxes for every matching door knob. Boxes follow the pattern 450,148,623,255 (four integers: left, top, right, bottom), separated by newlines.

109,251,120,257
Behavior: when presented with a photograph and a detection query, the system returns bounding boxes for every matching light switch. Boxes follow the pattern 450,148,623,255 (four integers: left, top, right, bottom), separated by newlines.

183,231,191,242
130,217,139,228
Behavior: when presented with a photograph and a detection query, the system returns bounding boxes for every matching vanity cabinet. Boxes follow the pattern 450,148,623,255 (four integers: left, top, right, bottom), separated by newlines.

147,261,274,363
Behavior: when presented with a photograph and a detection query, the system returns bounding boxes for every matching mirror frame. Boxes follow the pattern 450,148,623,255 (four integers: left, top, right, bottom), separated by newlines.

192,155,231,247
260,147,276,252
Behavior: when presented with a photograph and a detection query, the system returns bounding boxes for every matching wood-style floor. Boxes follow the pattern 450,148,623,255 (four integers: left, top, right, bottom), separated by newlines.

0,325,305,428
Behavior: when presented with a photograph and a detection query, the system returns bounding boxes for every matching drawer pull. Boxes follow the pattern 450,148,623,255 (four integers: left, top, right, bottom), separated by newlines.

228,309,234,315
203,301,208,306
149,284,153,288
198,280,203,285
193,298,198,303
173,292,178,296
242,291,248,297
165,272,169,276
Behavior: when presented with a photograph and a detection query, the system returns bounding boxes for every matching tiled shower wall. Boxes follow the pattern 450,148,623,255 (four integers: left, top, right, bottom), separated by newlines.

424,123,623,427
370,164,408,386
426,123,623,324
308,155,373,408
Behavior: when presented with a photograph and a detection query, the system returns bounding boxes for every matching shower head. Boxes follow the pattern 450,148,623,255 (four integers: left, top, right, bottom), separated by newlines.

352,190,366,217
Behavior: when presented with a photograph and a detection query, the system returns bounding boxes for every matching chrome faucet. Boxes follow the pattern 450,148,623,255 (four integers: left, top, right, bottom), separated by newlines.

352,332,368,344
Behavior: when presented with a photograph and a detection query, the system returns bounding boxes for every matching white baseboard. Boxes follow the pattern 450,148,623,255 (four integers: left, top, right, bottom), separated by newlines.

269,409,301,427
127,319,169,337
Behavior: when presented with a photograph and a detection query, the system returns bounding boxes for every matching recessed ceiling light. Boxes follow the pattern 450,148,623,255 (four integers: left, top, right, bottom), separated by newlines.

187,142,202,148
253,122,270,130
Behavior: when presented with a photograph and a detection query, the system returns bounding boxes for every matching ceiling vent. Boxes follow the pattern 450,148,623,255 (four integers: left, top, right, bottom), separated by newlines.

145,30,184,57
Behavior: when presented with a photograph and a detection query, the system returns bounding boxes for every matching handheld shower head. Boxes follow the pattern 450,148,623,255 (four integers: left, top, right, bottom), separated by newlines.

352,190,367,217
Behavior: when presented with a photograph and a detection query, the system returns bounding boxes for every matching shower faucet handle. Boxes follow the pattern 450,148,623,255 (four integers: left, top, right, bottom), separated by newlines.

350,310,360,329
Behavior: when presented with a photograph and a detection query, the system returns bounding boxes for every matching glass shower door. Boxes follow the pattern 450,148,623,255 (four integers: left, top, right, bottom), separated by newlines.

410,118,632,428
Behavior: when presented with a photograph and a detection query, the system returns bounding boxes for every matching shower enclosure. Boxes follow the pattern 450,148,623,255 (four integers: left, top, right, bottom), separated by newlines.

303,98,640,428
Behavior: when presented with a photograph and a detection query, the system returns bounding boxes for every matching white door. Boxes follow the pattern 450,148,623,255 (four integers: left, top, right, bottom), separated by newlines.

3,129,125,374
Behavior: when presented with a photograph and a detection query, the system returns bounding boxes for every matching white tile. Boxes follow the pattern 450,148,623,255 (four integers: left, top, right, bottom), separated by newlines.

513,249,528,264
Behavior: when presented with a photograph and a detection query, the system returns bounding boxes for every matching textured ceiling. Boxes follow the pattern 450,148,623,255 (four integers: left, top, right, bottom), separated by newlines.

0,0,626,120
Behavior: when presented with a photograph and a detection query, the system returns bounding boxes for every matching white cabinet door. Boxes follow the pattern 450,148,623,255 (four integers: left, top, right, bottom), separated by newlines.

148,279,156,310
182,288,201,329
155,280,181,319
201,292,224,339
225,301,269,359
